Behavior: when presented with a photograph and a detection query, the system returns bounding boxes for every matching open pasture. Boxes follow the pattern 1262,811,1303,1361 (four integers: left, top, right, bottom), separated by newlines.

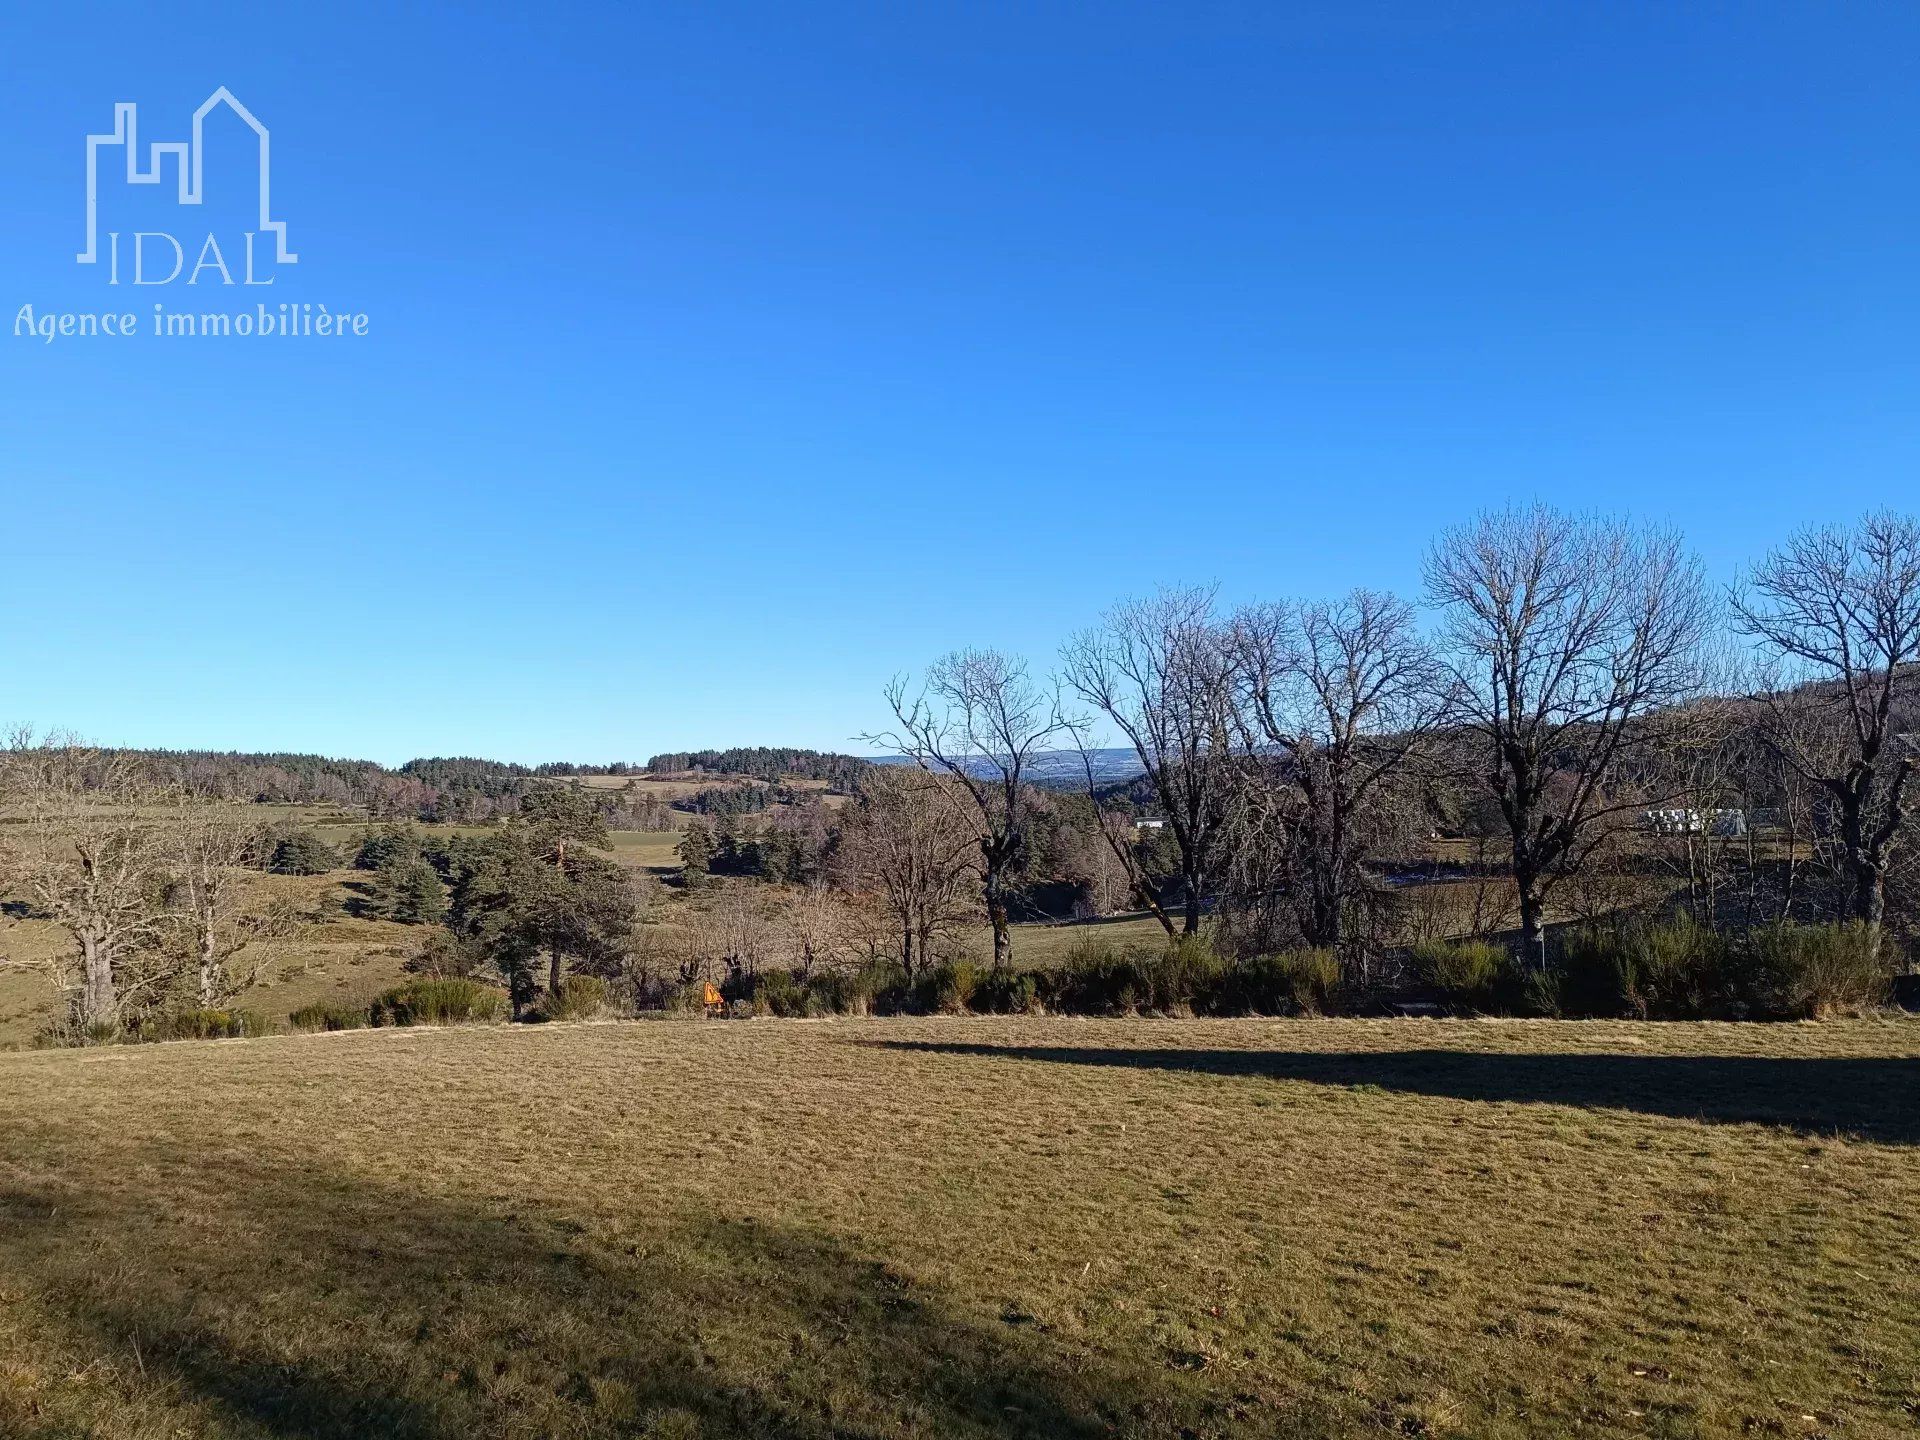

2,1016,1916,1438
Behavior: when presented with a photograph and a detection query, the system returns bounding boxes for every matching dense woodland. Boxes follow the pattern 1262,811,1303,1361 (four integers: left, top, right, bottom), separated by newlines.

3,506,1916,1042
643,748,873,789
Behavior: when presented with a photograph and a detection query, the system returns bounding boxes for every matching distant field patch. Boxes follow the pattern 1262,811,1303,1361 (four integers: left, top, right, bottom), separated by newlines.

602,829,686,871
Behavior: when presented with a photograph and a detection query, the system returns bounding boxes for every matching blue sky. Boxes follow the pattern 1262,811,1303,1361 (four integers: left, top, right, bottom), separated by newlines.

2,3,1915,765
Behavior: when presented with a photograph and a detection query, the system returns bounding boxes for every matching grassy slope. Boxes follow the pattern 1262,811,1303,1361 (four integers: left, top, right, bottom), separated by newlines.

0,840,1162,1042
1,1017,1916,1438
0,873,428,1045
0,823,681,1044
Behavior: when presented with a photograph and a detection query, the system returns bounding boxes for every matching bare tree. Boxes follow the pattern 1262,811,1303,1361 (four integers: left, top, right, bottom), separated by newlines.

1425,507,1711,958
161,799,288,1008
867,648,1065,969
1733,512,1920,943
837,767,978,981
782,881,856,979
0,739,176,1031
1081,806,1139,917
1061,587,1239,935
711,883,776,979
1233,590,1446,952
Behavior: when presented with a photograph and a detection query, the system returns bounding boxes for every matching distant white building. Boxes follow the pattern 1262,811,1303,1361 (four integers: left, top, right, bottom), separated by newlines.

1642,807,1747,838
1134,818,1166,830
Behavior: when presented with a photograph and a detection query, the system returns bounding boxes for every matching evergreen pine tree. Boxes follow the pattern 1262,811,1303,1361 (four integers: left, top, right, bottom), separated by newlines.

678,819,715,878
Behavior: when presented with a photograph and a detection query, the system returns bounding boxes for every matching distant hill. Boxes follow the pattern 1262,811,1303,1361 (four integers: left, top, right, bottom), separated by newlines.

645,748,870,791
867,748,1144,789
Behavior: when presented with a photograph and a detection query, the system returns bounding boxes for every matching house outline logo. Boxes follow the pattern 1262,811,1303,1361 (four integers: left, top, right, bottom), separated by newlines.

77,86,296,268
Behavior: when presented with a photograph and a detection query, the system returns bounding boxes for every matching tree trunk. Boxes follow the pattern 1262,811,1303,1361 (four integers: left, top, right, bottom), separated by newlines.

1305,875,1342,951
1780,828,1799,922
199,921,220,1008
1516,880,1545,967
549,949,564,1000
1838,790,1884,951
1853,859,1885,954
1181,877,1202,936
984,872,1012,971
79,933,116,1031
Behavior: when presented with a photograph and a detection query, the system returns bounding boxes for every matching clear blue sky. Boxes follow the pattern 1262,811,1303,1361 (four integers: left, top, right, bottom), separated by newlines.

2,3,1915,765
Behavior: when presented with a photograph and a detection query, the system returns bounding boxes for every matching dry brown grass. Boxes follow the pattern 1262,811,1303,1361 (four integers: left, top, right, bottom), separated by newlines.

601,828,687,872
977,912,1173,966
2,1016,1916,1438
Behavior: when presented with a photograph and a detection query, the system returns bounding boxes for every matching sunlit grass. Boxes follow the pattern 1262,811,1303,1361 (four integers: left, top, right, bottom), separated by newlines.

2,1016,1916,1437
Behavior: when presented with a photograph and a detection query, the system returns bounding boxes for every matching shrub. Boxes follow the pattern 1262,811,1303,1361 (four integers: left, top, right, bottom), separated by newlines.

664,980,710,1014
368,978,508,1027
1149,935,1229,1013
1551,926,1631,1017
1410,938,1513,1013
811,964,883,1016
541,974,611,1022
971,968,1042,1014
921,960,979,1015
1052,936,1152,1013
288,1002,369,1033
716,966,883,1017
139,1008,269,1042
1273,948,1341,1014
1207,948,1341,1015
1552,918,1728,1020
1519,968,1561,1017
1630,915,1729,1019
1736,922,1890,1019
734,969,808,1017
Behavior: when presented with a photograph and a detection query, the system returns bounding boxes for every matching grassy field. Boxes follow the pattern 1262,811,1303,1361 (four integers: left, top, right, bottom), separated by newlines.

994,912,1172,964
602,827,688,872
2,1017,1916,1438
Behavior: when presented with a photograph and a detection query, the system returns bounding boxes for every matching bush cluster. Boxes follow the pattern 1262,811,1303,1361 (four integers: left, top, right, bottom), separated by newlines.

41,917,1894,1046
698,937,1349,1021
1215,947,1341,1016
694,919,1895,1024
1409,938,1521,1014
288,1002,370,1033
538,974,611,1022
1044,935,1340,1016
722,963,887,1017
134,1008,270,1042
1542,918,1890,1020
367,978,509,1027
1741,922,1888,1018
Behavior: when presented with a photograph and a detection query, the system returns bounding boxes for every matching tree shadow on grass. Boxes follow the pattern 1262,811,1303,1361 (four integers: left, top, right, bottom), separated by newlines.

0,1156,1249,1440
864,1040,1920,1145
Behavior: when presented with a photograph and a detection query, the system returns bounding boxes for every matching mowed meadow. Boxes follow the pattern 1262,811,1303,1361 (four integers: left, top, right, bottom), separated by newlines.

3,1016,1918,1440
